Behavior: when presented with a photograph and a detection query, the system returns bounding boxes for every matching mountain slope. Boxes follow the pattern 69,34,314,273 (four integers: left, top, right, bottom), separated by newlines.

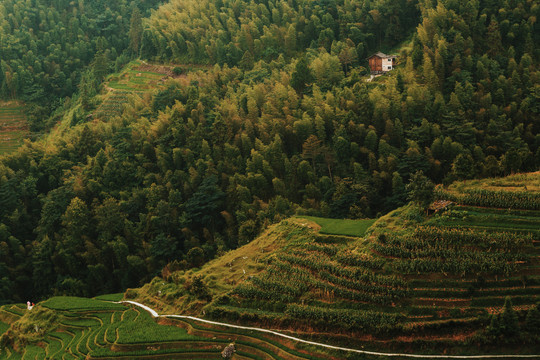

131,172,540,355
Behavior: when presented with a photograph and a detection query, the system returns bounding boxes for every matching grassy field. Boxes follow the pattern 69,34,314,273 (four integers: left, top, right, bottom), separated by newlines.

41,296,127,311
0,321,8,335
297,216,375,237
93,293,125,302
0,101,29,154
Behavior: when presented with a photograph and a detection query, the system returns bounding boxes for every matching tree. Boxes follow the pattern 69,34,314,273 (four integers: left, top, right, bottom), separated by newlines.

184,176,225,230
452,153,474,180
186,247,205,268
92,51,109,82
62,197,91,242
239,51,254,71
189,274,210,299
338,46,357,75
129,8,143,54
406,170,434,207
302,135,322,172
310,52,343,90
524,303,540,334
151,233,179,266
290,57,313,95
500,296,520,336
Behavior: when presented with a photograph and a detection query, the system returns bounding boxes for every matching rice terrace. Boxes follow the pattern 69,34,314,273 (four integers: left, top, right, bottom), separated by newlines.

0,102,29,154
0,0,538,358
1,173,539,359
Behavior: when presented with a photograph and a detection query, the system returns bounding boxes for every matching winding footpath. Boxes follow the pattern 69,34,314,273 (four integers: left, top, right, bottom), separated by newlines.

121,301,539,359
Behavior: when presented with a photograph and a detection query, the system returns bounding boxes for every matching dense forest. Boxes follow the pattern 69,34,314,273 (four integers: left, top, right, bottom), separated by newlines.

0,0,538,303
0,0,162,128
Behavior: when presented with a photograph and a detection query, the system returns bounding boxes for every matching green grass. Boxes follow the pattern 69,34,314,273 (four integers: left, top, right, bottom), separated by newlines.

115,309,198,344
297,216,376,237
93,293,124,302
41,297,127,311
0,320,9,335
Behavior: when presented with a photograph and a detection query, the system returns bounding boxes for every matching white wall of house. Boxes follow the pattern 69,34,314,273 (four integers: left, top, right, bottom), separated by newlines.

382,58,393,71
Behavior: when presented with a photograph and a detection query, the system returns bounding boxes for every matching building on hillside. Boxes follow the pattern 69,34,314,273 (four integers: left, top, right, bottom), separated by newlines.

367,52,397,74
427,200,454,215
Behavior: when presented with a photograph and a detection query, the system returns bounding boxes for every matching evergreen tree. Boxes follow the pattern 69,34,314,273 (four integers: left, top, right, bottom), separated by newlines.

524,304,540,334
500,296,520,337
291,57,313,95
129,8,143,55
406,170,434,207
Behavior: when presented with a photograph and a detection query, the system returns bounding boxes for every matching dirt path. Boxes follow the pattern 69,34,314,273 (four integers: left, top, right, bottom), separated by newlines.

120,301,539,359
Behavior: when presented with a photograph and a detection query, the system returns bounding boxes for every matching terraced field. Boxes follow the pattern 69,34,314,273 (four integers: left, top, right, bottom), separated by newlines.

0,102,29,154
137,173,539,355
2,174,539,358
94,61,202,121
0,297,339,359
297,216,376,237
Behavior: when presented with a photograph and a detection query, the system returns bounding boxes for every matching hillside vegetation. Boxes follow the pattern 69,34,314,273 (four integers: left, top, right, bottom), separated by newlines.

0,297,345,359
0,174,539,358
132,173,540,356
0,0,537,339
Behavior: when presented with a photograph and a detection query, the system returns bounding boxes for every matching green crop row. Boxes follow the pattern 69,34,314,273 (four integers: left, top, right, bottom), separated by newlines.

41,297,127,311
413,226,531,250
285,304,404,333
392,256,519,276
305,242,339,256
336,250,385,269
437,189,540,210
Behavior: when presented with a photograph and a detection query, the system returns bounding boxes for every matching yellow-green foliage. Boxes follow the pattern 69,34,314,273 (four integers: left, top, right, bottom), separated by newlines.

135,219,314,313
0,306,58,349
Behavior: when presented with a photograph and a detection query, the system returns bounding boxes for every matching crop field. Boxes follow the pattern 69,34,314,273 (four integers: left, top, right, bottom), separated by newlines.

93,293,125,302
2,175,539,358
41,297,128,311
0,297,341,360
297,216,376,237
0,102,29,154
190,174,540,354
94,61,203,121
0,321,8,336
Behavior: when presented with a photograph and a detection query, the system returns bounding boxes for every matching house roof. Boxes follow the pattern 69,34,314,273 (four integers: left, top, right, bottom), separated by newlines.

367,52,397,59
428,200,454,211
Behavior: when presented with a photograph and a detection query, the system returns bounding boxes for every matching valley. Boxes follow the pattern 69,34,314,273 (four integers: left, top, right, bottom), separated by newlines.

1,173,539,359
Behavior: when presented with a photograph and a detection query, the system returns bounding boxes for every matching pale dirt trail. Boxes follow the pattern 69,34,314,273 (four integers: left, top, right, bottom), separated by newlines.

120,300,539,359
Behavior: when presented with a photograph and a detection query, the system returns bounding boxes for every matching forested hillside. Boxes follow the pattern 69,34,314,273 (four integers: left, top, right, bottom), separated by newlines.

0,0,163,127
142,0,419,64
0,0,538,305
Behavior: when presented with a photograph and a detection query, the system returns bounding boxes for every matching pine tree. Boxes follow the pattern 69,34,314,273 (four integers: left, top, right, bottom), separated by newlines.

500,296,520,337
524,304,540,334
291,57,313,95
239,51,254,71
129,8,143,55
